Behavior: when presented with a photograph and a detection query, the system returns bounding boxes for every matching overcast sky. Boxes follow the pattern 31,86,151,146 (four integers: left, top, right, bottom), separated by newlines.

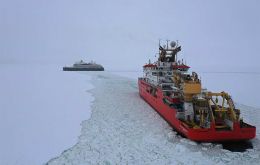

1,0,259,71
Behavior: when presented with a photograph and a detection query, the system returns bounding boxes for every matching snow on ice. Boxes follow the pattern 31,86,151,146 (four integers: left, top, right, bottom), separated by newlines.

46,72,260,165
0,64,93,165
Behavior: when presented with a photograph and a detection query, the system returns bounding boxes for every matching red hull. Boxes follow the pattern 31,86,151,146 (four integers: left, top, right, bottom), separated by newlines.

138,79,256,142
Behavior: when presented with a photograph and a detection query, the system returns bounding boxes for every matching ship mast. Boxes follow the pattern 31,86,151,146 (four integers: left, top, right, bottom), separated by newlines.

158,40,181,63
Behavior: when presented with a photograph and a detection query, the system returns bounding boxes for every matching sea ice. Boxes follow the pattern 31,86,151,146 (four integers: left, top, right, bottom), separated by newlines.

46,72,260,165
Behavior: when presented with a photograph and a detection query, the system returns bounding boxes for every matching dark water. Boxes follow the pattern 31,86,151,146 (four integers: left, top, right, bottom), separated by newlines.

220,141,253,152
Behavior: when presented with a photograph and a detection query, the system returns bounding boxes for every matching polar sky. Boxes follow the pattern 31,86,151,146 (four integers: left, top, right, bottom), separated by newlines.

1,0,259,71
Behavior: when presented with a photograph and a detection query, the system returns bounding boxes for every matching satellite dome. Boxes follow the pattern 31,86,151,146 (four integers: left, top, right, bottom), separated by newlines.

170,41,176,48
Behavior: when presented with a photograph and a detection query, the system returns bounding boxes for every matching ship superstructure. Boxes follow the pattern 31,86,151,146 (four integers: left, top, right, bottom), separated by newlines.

138,41,256,141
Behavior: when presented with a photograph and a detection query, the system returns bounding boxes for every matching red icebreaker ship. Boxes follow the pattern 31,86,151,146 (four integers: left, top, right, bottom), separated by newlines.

138,41,256,142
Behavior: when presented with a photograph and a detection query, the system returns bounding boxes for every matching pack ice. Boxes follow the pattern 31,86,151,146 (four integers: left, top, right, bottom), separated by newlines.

46,72,260,165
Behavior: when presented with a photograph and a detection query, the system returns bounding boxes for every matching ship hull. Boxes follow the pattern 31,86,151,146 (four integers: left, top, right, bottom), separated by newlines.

138,79,256,142
63,67,104,71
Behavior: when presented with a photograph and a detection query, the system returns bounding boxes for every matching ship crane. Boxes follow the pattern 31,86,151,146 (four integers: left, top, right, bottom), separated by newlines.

138,40,255,142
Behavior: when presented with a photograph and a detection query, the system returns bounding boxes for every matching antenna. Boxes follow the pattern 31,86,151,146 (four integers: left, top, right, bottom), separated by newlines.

176,40,179,62
166,39,170,49
158,39,161,61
